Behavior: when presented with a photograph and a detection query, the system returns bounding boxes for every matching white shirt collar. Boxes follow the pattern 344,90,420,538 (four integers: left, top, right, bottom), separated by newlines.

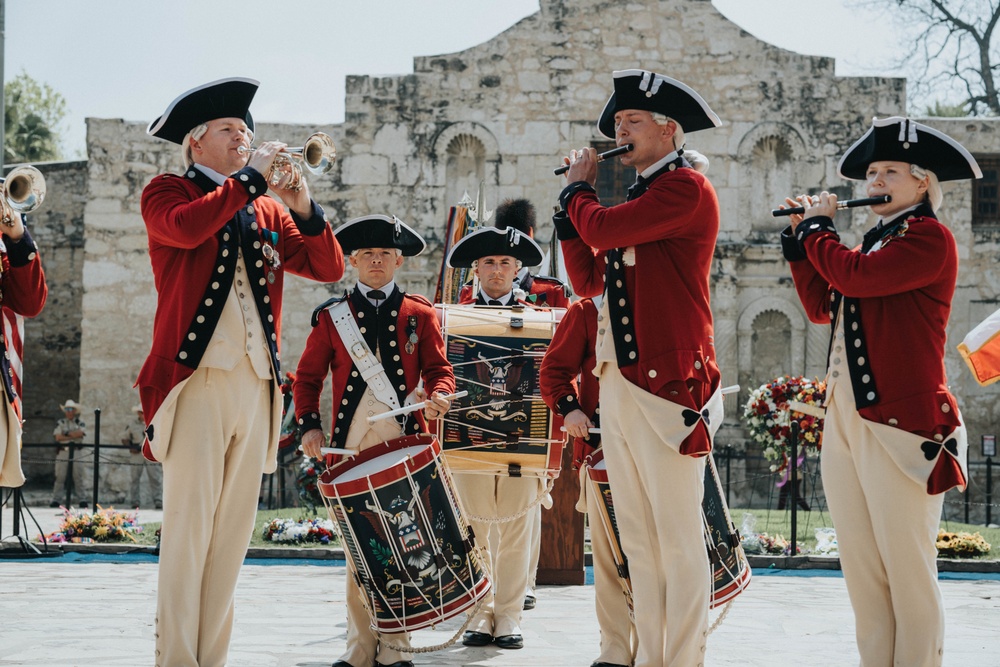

638,149,682,181
877,203,921,229
193,162,229,186
480,289,513,305
357,280,396,306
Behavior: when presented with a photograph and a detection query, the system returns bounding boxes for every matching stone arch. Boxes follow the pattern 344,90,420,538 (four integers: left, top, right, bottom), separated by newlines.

736,122,809,232
431,122,501,209
737,296,807,398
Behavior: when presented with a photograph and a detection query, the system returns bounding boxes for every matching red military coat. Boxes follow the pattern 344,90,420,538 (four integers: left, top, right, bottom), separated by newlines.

784,202,964,492
0,228,47,487
293,287,454,448
556,158,721,453
540,298,599,469
137,165,344,460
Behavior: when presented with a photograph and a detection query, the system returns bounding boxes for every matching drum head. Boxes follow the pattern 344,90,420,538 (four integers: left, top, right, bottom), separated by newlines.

332,445,429,484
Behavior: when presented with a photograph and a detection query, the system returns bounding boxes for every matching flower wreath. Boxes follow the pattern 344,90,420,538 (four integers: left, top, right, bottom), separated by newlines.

743,375,826,476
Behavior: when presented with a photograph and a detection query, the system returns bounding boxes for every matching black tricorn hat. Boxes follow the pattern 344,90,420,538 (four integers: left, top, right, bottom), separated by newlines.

838,116,982,182
334,215,426,256
447,227,544,268
597,69,722,140
147,77,259,145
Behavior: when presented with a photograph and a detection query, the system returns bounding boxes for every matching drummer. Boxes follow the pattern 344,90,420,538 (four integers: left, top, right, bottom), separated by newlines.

293,214,455,667
445,226,548,650
540,295,636,667
458,198,570,309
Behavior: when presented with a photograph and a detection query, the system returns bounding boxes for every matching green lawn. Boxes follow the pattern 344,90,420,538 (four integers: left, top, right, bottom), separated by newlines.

731,507,1000,560
135,508,342,549
133,506,999,559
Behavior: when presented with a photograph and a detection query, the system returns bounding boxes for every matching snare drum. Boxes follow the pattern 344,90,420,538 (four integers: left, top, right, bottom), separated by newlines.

436,304,565,478
586,448,751,609
318,434,491,633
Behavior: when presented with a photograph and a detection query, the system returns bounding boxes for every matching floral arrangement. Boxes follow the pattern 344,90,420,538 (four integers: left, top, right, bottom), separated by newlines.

936,530,992,558
743,375,826,475
740,531,801,556
296,456,325,511
261,517,337,544
42,506,143,543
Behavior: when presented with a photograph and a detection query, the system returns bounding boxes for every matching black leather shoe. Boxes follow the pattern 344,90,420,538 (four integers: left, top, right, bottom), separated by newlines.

331,661,355,667
494,634,523,649
375,662,414,667
462,630,493,646
591,662,629,667
522,594,536,610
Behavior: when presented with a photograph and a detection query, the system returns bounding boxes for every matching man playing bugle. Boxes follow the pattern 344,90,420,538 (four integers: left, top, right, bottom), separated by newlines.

140,77,344,667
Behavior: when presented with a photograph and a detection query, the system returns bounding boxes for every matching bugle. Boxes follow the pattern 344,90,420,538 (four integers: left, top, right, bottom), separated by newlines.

238,132,337,192
771,195,891,217
0,165,47,227
554,144,634,175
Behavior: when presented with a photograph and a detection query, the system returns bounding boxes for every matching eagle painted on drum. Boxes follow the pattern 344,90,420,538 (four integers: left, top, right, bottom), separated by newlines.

475,352,523,413
362,485,437,573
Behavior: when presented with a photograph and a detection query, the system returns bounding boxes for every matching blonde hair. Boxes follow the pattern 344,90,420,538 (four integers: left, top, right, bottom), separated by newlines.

350,248,402,258
910,164,942,212
651,112,685,153
181,121,254,169
181,123,209,169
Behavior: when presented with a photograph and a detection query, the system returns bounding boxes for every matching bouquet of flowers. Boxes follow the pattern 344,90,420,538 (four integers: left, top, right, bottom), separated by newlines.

261,517,337,544
43,506,143,543
743,375,826,475
936,530,992,558
296,456,325,511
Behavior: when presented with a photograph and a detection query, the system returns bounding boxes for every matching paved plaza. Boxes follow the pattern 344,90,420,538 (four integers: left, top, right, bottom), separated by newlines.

3,502,1000,666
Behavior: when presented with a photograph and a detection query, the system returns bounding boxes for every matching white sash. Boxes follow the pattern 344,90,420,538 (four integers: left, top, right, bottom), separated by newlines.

327,299,401,412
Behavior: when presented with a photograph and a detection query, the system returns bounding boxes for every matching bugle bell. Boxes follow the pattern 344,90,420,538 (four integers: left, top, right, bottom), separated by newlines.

0,165,47,228
238,132,337,192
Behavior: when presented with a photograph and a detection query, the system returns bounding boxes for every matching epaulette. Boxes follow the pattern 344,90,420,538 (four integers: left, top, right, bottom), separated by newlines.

402,292,433,307
311,292,349,327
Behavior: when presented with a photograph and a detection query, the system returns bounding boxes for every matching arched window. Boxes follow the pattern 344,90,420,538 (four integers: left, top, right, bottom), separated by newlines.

445,134,486,212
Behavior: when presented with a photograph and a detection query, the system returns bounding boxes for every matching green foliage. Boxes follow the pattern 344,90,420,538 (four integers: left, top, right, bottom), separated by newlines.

4,71,68,163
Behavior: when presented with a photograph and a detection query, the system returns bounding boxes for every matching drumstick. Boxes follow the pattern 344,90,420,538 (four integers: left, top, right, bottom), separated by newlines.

560,426,602,434
787,400,826,419
721,384,740,395
366,391,469,424
320,447,359,456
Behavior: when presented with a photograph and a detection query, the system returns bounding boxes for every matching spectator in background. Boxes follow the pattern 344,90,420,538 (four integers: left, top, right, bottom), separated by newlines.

50,399,89,508
122,405,162,509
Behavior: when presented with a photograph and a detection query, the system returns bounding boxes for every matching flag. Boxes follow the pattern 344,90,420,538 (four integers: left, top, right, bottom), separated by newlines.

2,306,25,418
958,307,1000,387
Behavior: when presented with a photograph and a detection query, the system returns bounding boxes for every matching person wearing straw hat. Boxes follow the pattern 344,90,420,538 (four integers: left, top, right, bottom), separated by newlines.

0,201,47,490
445,226,548,651
556,69,723,666
121,404,161,509
294,214,454,667
140,77,344,667
50,399,89,508
780,116,982,666
540,295,637,667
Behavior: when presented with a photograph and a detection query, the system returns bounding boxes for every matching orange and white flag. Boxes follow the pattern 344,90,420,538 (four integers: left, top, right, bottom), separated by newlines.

958,307,1000,387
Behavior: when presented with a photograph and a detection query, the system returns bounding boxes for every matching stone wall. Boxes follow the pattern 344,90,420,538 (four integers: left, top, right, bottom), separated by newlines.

57,0,999,501
4,160,87,479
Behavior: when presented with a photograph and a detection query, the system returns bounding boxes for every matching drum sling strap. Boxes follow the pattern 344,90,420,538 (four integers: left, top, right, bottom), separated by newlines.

327,299,402,412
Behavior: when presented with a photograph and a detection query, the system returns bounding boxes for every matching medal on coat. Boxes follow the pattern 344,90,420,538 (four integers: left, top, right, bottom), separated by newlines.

405,316,418,354
261,229,281,284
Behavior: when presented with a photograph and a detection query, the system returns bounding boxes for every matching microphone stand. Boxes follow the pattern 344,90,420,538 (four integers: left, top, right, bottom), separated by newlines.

0,486,61,558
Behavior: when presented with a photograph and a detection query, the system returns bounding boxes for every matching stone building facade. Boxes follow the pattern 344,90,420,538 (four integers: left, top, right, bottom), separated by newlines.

16,0,998,512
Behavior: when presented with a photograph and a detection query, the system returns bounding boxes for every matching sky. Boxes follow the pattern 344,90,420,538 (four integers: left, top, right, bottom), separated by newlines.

5,0,905,159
